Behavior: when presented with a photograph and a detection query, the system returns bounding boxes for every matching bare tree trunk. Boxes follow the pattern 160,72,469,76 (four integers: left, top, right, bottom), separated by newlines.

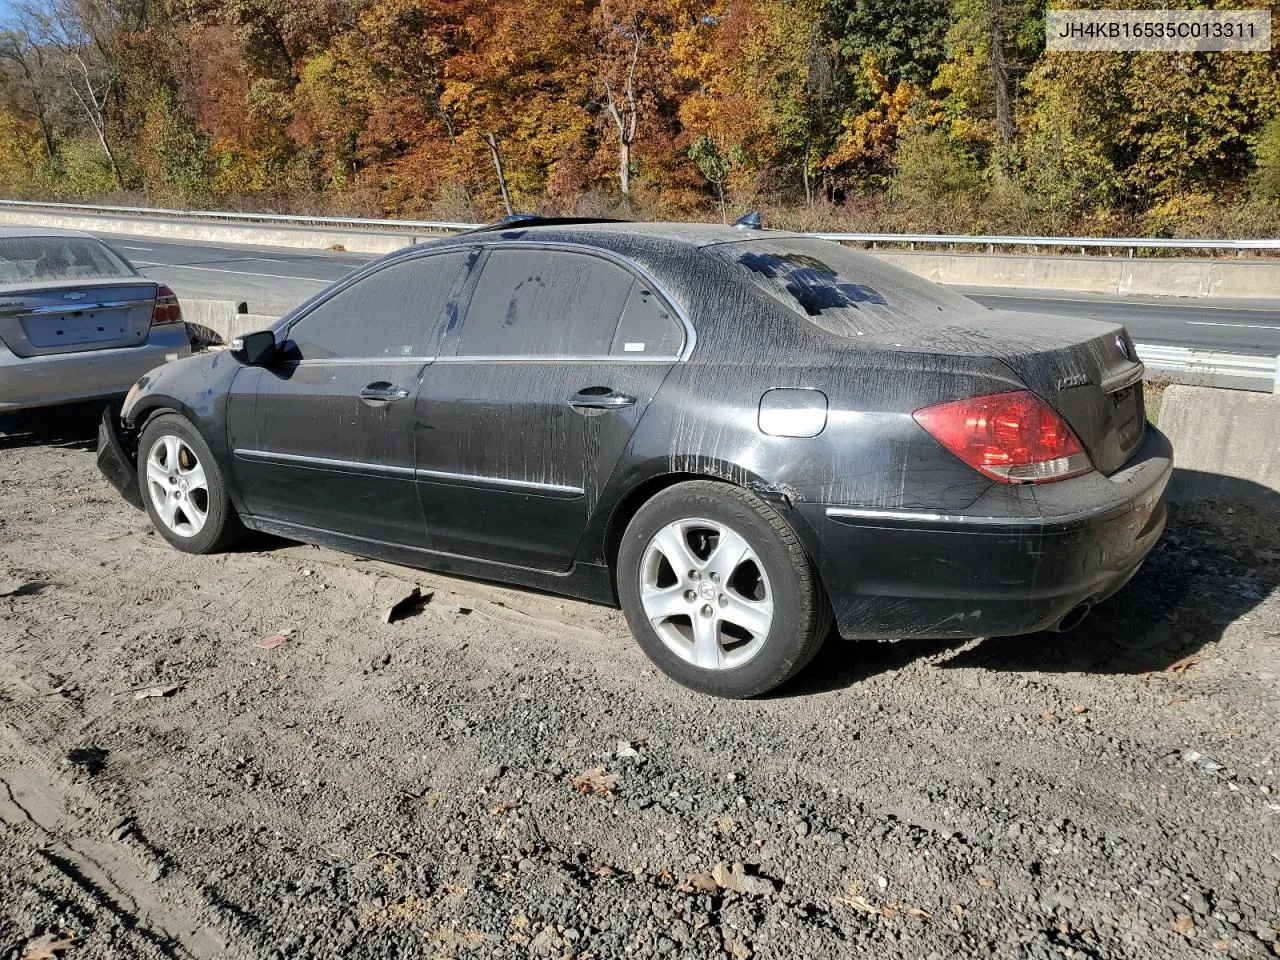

987,0,1015,162
486,133,513,216
35,106,55,161
716,181,726,223
600,24,642,196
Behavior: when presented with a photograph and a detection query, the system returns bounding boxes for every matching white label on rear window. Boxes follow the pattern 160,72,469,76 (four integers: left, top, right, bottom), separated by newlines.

624,342,646,352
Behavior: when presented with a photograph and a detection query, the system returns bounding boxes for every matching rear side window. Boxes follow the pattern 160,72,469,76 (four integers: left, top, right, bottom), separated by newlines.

0,236,134,284
458,249,634,357
610,281,684,357
722,239,981,338
289,251,472,360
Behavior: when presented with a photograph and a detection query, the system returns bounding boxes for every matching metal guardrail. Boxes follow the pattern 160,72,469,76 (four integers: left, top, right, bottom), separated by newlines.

2,198,1280,253
1137,344,1280,393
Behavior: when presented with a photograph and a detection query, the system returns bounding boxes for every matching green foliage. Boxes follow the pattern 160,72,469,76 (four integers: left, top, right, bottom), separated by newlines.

1252,115,1280,201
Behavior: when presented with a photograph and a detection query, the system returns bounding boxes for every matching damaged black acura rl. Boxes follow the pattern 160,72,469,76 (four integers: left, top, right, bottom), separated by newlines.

97,219,1171,698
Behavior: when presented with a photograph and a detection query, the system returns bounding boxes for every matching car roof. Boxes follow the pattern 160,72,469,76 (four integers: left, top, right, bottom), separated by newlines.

0,225,98,240
458,221,809,250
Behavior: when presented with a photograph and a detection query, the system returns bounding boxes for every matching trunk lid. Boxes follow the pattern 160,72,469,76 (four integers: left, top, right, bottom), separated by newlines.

0,279,160,358
860,309,1147,476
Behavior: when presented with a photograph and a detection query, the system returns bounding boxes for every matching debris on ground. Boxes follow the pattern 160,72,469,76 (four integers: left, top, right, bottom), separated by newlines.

1182,749,1226,773
62,747,108,774
20,934,75,960
133,682,185,700
256,628,295,650
569,767,620,796
383,585,432,624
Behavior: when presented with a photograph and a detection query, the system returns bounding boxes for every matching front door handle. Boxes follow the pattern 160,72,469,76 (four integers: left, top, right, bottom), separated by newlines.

360,382,410,407
568,387,636,413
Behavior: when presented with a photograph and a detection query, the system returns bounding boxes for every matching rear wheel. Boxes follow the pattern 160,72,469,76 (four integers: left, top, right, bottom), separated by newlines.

617,480,831,698
137,413,243,553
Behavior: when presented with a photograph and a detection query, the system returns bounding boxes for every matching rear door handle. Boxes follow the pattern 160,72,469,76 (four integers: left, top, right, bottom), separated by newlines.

568,388,636,413
360,382,410,406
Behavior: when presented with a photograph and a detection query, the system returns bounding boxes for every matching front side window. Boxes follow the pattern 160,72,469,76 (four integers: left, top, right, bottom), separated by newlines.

288,251,473,360
457,249,636,358
0,236,135,284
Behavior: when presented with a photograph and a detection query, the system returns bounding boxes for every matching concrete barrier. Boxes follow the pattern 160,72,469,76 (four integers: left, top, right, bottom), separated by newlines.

877,252,1280,299
5,207,1280,298
179,298,276,345
1157,385,1280,503
0,209,425,255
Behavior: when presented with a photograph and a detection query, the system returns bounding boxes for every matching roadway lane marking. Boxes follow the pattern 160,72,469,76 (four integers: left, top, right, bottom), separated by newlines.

117,244,155,251
138,262,332,282
1185,320,1280,330
973,293,1280,314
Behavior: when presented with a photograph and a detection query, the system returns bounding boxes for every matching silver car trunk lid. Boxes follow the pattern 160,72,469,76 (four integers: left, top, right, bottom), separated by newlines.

0,279,159,358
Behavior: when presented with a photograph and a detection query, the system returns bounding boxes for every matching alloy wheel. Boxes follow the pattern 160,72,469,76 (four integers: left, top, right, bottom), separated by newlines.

145,434,209,538
638,517,774,670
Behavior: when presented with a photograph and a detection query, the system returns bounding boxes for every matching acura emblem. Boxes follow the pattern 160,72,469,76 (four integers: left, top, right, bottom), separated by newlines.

1115,335,1130,359
62,291,86,301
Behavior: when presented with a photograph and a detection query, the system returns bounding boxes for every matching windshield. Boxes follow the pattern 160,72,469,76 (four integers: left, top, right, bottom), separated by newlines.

0,236,136,285
717,238,982,338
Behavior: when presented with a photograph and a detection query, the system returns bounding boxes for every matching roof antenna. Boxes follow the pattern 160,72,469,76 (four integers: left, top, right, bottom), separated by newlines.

732,211,762,230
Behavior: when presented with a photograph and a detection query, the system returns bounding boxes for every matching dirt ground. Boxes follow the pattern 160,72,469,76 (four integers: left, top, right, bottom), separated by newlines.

2,403,1278,960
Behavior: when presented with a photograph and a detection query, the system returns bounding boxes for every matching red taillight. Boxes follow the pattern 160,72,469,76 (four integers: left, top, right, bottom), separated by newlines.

152,285,182,325
912,390,1092,484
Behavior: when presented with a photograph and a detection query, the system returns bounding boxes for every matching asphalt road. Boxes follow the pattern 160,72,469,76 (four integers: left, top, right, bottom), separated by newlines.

93,231,1280,355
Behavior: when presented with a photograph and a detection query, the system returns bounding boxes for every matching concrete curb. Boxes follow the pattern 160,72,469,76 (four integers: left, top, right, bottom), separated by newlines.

1157,385,1280,504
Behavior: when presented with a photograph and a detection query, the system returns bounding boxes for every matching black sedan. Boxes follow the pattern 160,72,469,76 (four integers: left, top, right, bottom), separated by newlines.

97,219,1171,697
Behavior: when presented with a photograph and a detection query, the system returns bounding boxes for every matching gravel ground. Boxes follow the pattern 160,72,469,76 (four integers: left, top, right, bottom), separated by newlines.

2,404,1279,960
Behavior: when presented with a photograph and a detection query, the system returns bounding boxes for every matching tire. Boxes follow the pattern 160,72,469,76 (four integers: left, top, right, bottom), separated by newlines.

616,480,832,698
137,412,244,554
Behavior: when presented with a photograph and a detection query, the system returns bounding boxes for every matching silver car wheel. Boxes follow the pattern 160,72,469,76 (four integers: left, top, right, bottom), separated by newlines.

145,434,209,538
639,517,774,670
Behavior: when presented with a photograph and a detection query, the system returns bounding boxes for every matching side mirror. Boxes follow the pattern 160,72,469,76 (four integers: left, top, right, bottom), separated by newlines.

230,330,278,366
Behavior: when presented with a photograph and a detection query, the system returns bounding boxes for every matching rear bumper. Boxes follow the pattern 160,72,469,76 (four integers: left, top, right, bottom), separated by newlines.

795,426,1173,640
0,324,191,413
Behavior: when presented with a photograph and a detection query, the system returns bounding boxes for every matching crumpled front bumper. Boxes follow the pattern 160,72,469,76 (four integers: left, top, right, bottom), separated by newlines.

96,407,144,510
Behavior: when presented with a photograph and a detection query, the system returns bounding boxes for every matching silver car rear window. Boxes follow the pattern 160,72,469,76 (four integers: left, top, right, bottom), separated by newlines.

0,237,135,284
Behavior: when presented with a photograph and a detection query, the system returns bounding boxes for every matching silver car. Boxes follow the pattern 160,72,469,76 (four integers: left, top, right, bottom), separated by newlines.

0,227,191,412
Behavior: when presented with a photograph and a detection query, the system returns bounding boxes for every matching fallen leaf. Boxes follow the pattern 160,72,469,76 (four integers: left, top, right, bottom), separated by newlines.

1213,939,1231,952
1167,655,1200,674
905,906,932,920
21,935,74,960
590,865,617,879
1071,705,1088,715
724,936,752,959
133,682,183,700
977,876,997,889
711,861,776,896
1172,915,1195,936
570,767,620,797
952,904,966,922
256,628,294,650
491,801,520,815
681,872,718,894
832,889,880,915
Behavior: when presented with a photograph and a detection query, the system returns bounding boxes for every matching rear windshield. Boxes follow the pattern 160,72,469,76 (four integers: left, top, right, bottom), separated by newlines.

718,238,981,338
0,236,135,285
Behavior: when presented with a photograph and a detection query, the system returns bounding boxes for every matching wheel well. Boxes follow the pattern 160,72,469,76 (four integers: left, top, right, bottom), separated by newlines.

603,472,733,597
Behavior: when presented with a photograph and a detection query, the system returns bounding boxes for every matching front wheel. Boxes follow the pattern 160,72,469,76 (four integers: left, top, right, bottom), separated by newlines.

137,413,243,554
617,480,831,698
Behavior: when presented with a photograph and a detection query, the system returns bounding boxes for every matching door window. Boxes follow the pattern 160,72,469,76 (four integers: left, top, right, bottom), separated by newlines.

458,249,637,358
610,281,685,357
288,251,473,360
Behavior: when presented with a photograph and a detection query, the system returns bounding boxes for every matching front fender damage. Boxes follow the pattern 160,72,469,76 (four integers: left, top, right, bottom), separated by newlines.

96,406,144,510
